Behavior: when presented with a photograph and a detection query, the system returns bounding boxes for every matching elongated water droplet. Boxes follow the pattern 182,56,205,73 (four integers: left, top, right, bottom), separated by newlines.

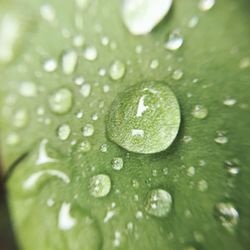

36,139,58,165
49,88,73,114
214,202,239,232
0,10,29,64
223,97,237,107
80,83,91,97
57,124,71,140
40,4,55,22
109,60,126,80
122,0,173,35
165,30,183,51
145,189,172,217
89,174,111,198
214,131,228,145
224,159,240,176
191,105,208,119
58,202,76,230
61,50,78,75
106,81,181,154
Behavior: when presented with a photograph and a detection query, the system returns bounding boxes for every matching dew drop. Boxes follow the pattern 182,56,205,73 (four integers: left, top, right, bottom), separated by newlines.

82,124,94,137
198,179,208,192
191,105,208,119
43,58,58,72
13,109,29,128
6,132,20,145
149,59,159,69
73,34,85,47
57,124,71,140
83,46,97,61
145,189,172,217
58,202,76,231
78,140,91,152
36,139,58,165
40,4,55,22
0,12,27,64
165,30,183,51
19,81,37,97
109,60,126,80
106,81,181,154
223,97,237,107
214,202,239,232
188,15,199,28
224,159,240,176
89,174,111,198
112,157,124,170
198,0,215,11
80,83,91,97
61,50,78,75
49,88,73,115
214,131,228,145
172,69,184,80
122,0,173,35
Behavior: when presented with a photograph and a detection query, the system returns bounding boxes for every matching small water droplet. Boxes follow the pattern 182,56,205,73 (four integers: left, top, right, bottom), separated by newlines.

191,105,208,119
187,166,195,177
214,202,239,232
106,81,181,154
43,58,58,72
224,159,240,176
61,50,78,75
19,81,37,97
122,0,173,35
183,135,192,143
150,59,159,69
198,179,208,192
145,189,172,217
100,143,108,153
80,83,91,97
74,76,85,85
13,109,29,128
198,0,215,11
165,30,184,51
214,131,228,145
82,124,94,137
40,4,55,22
73,34,85,47
163,167,168,175
109,60,126,80
49,88,73,115
188,15,199,28
89,174,111,198
57,124,71,140
78,140,91,152
135,210,143,219
172,69,184,80
223,97,237,107
112,157,124,170
6,132,20,145
83,46,97,61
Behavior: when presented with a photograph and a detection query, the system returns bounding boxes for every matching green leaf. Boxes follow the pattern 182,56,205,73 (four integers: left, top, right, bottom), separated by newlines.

0,0,250,249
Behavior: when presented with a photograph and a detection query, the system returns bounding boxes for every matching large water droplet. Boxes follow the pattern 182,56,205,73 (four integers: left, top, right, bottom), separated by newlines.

145,189,172,217
214,202,239,232
49,88,73,115
122,0,173,35
109,60,126,80
106,81,181,154
89,174,111,198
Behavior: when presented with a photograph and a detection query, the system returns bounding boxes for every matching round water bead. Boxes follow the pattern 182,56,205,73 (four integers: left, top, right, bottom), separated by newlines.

106,81,181,154
145,189,172,217
49,88,73,114
89,174,111,198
